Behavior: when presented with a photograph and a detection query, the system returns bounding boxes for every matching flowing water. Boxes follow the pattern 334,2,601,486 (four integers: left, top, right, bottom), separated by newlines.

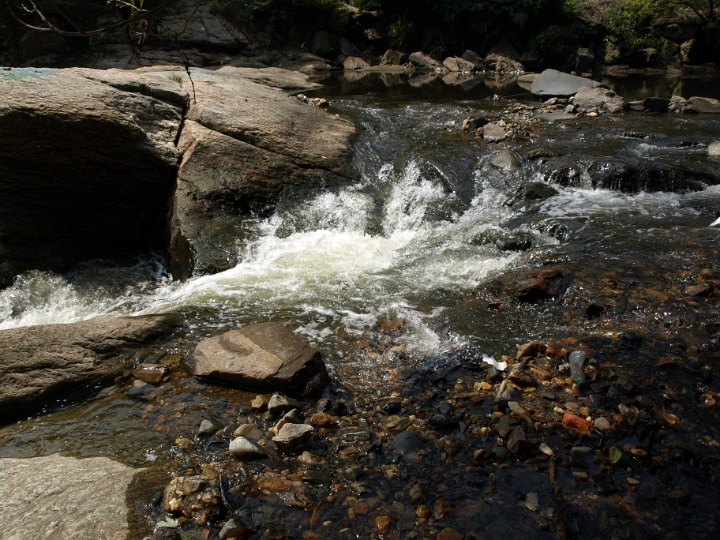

2,73,720,537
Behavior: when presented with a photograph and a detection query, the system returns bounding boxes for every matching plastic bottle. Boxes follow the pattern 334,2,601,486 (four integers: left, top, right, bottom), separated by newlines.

568,350,587,386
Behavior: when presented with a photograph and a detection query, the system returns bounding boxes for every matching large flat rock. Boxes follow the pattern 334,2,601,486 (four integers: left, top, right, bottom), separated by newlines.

0,315,179,418
0,67,185,285
530,69,601,97
0,454,140,540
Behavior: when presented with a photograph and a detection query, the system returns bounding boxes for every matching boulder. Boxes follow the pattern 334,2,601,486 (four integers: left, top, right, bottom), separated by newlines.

530,69,601,97
156,0,249,51
190,322,330,398
0,316,179,418
0,454,140,539
380,50,408,66
409,52,446,72
0,67,185,286
682,96,720,113
709,141,720,156
460,50,486,70
573,87,626,114
172,67,355,277
343,56,370,70
443,56,475,72
491,55,525,74
490,148,523,169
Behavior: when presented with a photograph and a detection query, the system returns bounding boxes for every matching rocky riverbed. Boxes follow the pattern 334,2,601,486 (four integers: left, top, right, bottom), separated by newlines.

2,64,720,539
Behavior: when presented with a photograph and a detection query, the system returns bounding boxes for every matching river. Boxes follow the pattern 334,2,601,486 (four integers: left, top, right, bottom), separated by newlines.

1,72,720,538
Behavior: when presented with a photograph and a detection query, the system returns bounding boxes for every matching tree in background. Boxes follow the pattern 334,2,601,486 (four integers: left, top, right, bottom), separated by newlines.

350,0,566,54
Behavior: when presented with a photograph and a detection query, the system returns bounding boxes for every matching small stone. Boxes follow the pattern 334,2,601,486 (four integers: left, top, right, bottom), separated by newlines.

297,451,324,465
483,123,508,143
516,340,546,360
539,443,553,456
409,484,424,502
562,411,592,433
282,408,304,424
594,417,611,431
229,437,267,460
133,363,167,384
383,415,411,431
272,423,314,451
416,505,431,518
375,515,391,533
506,426,530,458
524,492,539,511
310,412,336,427
571,446,594,457
268,393,301,416
198,418,223,436
233,424,263,440
251,395,269,411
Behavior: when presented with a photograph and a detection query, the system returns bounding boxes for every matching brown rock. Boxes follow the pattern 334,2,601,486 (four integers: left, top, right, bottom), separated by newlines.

310,412,336,427
132,363,167,384
562,411,592,433
375,515,391,533
0,68,184,284
191,322,330,398
517,340,547,360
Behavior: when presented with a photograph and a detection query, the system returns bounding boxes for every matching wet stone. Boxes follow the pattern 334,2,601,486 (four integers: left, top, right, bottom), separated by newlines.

268,393,302,416
571,445,594,457
133,363,167,384
272,423,314,451
229,436,267,460
506,425,531,458
233,423,263,440
310,412,336,427
161,475,223,523
251,395,269,411
198,418,223,436
392,431,429,460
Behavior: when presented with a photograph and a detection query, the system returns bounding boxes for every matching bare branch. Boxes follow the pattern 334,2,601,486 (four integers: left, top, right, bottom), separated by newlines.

6,0,189,37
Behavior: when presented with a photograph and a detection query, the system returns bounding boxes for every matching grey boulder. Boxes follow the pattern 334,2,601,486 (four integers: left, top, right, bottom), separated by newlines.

531,69,601,98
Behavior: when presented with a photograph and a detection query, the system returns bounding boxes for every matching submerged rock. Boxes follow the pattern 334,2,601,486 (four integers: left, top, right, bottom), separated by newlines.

161,475,224,524
190,322,330,398
0,454,140,539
